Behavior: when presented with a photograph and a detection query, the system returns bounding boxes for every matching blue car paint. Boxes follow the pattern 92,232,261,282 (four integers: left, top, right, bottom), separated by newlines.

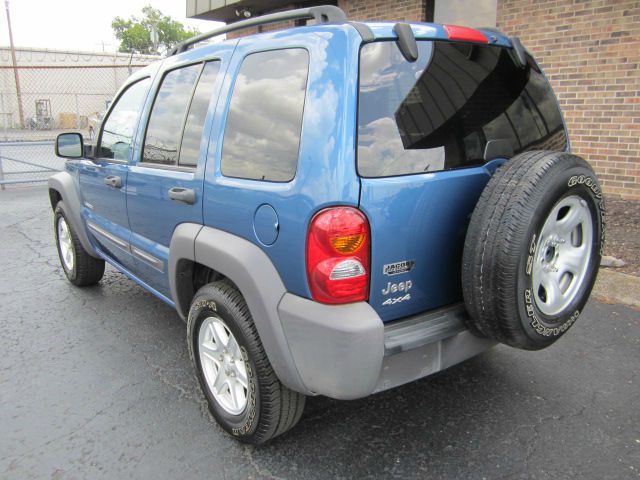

76,65,159,273
360,159,506,321
203,26,363,299
71,21,527,322
125,42,237,295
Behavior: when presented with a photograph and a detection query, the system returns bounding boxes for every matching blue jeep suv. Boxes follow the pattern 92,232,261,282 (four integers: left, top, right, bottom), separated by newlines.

50,6,604,444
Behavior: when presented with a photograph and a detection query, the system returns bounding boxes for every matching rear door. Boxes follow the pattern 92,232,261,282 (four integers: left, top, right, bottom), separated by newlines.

357,40,568,321
79,77,151,271
126,46,233,297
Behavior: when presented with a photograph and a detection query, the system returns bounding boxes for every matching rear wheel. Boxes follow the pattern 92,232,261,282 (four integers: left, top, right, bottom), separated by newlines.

187,281,305,444
54,201,105,286
462,151,604,350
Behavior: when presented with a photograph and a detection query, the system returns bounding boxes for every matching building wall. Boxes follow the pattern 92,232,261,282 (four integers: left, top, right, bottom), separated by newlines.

498,0,640,200
337,0,427,22
226,0,429,38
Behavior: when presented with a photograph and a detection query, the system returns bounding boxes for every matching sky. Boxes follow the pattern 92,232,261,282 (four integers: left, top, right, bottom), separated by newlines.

1,0,222,53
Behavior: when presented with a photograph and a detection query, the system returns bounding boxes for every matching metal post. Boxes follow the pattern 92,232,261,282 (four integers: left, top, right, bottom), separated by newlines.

75,94,80,129
0,92,7,141
0,144,5,190
5,0,25,128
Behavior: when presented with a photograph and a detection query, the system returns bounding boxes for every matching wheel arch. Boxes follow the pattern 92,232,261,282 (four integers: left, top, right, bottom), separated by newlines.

48,172,99,258
168,223,309,394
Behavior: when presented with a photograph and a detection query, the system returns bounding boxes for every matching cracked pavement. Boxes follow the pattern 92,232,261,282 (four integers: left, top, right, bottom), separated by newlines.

1,186,639,479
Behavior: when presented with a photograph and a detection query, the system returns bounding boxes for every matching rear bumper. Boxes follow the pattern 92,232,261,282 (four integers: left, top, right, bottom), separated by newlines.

277,294,496,400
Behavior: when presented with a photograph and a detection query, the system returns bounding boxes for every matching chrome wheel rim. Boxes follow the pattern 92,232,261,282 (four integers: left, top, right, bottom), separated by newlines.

57,217,75,272
532,195,593,317
198,316,248,415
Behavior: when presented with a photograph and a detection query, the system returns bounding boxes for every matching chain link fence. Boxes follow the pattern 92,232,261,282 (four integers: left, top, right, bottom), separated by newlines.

0,48,158,189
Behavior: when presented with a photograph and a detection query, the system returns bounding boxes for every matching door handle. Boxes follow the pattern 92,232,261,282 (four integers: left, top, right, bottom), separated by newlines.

168,187,196,205
104,175,122,188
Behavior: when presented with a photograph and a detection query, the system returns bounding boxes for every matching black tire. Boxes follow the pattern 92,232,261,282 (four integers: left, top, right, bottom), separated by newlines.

187,281,305,444
462,151,604,350
54,201,105,287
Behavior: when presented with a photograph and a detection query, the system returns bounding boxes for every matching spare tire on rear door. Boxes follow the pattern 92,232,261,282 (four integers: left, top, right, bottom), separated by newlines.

462,150,605,350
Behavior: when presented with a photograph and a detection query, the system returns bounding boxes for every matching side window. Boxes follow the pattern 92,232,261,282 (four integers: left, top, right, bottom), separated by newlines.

99,78,150,160
221,49,309,182
179,61,221,166
142,64,201,166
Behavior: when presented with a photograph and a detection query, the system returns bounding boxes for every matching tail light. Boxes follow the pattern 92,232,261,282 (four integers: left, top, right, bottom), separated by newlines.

306,207,370,304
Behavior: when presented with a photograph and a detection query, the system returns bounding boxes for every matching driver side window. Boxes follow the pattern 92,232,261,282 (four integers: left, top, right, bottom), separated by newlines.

98,78,151,160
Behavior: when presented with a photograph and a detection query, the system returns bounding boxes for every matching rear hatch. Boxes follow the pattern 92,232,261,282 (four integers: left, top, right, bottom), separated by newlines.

357,35,567,321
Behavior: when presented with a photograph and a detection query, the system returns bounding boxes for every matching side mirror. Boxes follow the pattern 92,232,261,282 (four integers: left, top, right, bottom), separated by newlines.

55,133,84,159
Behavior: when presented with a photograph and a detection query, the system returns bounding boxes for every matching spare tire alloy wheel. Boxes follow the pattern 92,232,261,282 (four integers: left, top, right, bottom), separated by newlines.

462,151,604,350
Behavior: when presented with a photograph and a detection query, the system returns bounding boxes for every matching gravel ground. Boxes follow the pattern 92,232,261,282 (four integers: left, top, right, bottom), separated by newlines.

603,197,640,277
1,186,639,480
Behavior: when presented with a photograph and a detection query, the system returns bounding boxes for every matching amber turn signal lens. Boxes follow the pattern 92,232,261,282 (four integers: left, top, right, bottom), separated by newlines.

330,234,365,254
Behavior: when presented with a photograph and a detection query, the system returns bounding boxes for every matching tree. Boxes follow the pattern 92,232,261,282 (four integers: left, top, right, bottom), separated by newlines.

112,6,199,55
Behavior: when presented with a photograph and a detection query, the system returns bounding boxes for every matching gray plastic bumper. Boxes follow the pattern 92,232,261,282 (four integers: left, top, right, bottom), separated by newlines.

277,293,385,399
278,295,496,400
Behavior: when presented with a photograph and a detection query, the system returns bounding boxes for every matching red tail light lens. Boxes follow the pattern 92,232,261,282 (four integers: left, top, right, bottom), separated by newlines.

306,207,370,304
443,25,488,44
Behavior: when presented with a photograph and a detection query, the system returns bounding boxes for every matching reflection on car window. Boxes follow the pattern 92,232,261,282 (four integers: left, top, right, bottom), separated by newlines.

221,48,309,182
99,78,150,160
358,41,567,178
143,64,201,165
179,61,221,166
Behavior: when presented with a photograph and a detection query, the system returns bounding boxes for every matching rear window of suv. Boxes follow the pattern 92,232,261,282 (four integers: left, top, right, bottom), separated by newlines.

357,41,567,178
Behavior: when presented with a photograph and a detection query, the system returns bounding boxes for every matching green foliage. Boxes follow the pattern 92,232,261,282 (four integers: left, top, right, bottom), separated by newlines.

112,5,199,55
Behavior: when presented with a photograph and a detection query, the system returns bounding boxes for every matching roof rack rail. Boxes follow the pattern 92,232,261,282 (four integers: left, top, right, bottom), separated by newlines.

168,5,348,56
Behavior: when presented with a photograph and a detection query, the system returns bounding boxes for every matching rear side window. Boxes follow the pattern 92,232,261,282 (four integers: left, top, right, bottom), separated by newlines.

142,64,201,166
221,48,309,182
358,41,567,178
179,62,221,166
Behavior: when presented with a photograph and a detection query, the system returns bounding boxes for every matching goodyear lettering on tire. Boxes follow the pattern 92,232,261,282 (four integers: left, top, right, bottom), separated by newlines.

568,174,606,255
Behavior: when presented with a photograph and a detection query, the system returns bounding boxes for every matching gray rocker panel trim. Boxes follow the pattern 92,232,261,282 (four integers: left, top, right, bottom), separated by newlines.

48,172,99,258
168,223,309,394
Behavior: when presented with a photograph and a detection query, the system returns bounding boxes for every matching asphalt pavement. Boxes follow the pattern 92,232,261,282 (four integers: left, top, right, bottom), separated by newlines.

1,186,638,479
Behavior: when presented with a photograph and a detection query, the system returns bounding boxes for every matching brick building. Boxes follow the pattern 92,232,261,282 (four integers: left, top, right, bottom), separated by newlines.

187,0,640,200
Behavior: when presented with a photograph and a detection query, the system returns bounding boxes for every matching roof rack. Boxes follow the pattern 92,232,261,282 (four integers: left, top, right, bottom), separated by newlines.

168,5,348,56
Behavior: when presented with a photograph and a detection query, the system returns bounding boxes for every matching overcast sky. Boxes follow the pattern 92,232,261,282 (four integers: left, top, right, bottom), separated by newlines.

0,0,221,53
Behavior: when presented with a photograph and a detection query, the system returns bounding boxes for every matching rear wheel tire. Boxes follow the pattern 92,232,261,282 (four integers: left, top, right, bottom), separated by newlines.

187,281,305,444
462,151,604,350
54,201,105,287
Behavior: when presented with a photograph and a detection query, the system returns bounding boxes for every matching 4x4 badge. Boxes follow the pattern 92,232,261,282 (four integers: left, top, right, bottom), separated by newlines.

383,260,415,276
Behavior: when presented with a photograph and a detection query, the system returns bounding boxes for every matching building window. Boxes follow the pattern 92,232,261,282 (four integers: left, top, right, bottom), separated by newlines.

434,0,497,27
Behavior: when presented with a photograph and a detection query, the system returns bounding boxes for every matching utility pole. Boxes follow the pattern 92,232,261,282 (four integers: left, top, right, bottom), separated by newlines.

5,0,24,128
